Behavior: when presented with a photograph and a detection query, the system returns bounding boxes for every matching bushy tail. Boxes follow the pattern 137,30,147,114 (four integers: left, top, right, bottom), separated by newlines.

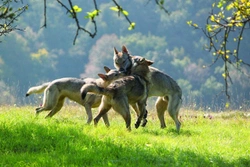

26,82,50,97
81,84,112,100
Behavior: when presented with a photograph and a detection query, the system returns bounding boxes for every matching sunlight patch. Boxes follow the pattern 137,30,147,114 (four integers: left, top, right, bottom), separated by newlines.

30,48,48,60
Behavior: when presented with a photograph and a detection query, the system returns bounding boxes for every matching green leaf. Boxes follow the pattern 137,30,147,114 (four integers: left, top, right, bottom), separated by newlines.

84,10,101,19
128,22,136,30
160,0,164,5
92,10,100,16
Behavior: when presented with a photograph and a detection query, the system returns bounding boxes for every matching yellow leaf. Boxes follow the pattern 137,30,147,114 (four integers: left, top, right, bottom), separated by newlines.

71,5,82,13
128,22,136,30
110,6,119,12
187,20,192,26
193,23,198,27
210,15,215,22
122,10,129,16
236,22,243,27
222,73,227,78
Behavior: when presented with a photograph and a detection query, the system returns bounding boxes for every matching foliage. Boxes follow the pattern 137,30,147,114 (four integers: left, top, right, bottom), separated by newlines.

0,0,28,41
188,0,250,99
0,106,249,166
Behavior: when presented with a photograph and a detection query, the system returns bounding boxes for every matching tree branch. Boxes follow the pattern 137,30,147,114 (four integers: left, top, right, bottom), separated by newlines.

55,0,98,44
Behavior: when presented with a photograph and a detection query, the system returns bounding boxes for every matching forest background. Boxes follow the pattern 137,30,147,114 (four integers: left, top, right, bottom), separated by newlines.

1,0,250,111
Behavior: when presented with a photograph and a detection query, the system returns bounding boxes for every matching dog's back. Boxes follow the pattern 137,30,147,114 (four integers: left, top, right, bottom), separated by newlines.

104,75,147,103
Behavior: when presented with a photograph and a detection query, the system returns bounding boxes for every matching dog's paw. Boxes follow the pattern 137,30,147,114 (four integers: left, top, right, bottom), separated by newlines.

93,118,98,126
134,121,141,129
141,119,148,127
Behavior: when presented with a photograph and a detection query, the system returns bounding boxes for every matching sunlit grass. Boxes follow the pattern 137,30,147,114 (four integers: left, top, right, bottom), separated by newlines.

0,106,249,166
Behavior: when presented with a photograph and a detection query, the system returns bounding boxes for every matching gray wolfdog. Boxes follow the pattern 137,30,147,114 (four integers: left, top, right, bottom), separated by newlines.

81,57,153,131
26,67,123,124
113,46,182,132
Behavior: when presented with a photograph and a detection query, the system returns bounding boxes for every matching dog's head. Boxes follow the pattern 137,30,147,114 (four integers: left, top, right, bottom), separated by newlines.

130,56,153,79
97,66,126,86
113,45,132,72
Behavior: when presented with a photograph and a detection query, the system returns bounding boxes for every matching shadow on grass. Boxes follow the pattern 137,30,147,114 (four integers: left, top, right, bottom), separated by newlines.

0,120,249,167
139,126,195,137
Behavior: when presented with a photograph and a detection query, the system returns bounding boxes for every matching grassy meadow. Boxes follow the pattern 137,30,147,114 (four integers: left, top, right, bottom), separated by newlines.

0,105,249,167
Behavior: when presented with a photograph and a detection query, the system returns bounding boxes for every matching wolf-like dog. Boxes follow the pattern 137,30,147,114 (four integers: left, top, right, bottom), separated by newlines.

81,58,153,131
113,46,182,132
26,67,123,124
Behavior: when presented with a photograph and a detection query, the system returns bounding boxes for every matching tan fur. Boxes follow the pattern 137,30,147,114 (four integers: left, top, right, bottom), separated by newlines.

26,67,122,124
113,46,182,132
81,58,153,131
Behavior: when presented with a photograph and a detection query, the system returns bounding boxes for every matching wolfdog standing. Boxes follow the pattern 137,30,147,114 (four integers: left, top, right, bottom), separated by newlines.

26,67,122,124
113,46,182,132
81,58,153,131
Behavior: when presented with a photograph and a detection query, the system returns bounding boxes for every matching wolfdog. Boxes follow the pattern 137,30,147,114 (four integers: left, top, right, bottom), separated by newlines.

26,67,123,124
81,58,153,131
113,46,182,132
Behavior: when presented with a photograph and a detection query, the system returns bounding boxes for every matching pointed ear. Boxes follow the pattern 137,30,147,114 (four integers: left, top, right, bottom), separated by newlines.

139,57,145,62
122,45,128,53
104,66,110,73
114,47,118,55
98,73,107,80
146,59,154,66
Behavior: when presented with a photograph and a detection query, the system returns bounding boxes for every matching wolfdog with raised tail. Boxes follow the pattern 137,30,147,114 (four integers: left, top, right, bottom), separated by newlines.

113,46,182,132
26,67,122,124
81,58,153,131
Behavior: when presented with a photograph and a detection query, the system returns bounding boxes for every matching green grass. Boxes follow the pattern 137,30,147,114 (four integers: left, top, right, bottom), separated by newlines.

0,106,249,167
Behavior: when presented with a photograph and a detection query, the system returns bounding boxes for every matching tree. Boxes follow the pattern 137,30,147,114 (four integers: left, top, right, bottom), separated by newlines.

0,0,28,42
44,0,169,45
188,0,250,99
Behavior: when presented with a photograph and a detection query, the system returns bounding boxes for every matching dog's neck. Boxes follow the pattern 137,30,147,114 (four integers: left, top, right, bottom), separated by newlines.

93,78,113,88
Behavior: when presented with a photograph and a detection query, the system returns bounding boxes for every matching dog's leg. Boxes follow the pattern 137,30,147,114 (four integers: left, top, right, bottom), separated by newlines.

94,98,111,127
113,98,131,131
131,103,139,117
84,104,93,124
141,109,148,127
155,97,168,128
101,113,110,127
167,94,181,133
131,103,147,126
36,88,54,114
135,101,147,129
45,96,65,118
94,108,111,127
